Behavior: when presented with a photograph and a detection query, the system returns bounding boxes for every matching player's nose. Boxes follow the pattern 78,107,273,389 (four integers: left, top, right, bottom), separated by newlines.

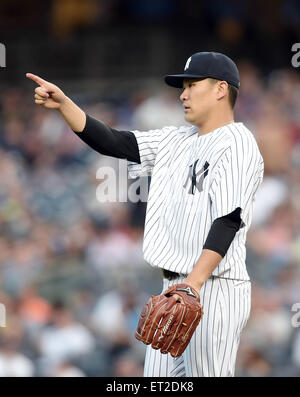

180,87,189,102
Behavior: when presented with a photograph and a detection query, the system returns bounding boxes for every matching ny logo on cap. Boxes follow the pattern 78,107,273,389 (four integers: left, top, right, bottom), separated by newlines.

184,56,192,71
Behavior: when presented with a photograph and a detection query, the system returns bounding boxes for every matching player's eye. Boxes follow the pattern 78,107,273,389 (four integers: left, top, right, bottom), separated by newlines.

182,82,195,90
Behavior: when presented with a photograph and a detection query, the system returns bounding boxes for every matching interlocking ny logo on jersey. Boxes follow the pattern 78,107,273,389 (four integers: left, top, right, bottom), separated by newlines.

183,160,209,195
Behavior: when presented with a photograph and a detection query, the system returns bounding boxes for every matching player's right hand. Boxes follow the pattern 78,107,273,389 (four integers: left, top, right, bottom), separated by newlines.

26,73,66,109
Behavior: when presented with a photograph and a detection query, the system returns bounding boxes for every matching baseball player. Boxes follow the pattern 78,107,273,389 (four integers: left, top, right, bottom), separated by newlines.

26,51,264,377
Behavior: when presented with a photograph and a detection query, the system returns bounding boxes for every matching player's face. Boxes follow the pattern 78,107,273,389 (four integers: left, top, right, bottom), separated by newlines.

180,78,217,126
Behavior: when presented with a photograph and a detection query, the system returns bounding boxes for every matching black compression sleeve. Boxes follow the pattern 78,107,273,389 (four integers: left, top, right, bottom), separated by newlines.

203,208,243,257
73,114,141,163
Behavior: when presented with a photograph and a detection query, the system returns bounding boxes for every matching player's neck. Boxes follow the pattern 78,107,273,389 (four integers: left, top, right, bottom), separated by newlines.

197,113,235,136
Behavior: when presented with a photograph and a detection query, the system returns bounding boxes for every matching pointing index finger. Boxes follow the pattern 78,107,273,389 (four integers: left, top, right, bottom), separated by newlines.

26,73,48,87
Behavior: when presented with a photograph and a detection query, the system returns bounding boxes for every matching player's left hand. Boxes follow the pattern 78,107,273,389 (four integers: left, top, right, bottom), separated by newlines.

135,283,203,357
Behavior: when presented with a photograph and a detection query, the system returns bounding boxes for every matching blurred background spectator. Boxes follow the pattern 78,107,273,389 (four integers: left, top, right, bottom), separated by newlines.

0,0,299,377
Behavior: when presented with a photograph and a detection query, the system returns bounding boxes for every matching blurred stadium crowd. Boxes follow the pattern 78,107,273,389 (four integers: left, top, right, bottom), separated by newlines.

0,0,300,378
1,0,300,82
0,60,299,377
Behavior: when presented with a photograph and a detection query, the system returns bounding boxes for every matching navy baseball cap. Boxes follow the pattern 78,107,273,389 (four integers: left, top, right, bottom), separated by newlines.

165,51,240,89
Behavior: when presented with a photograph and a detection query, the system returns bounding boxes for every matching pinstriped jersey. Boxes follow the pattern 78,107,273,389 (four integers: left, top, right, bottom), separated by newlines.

128,122,264,281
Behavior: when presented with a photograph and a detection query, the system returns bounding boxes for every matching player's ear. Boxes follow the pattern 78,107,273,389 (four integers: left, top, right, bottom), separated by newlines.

216,81,228,101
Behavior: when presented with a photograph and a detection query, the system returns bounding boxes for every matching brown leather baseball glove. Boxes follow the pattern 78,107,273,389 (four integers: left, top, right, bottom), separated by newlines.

135,283,204,357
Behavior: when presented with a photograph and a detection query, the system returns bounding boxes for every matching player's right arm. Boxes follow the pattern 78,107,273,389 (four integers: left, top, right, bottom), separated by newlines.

26,73,140,163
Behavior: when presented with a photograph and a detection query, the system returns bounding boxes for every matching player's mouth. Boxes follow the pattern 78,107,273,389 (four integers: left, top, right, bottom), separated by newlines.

183,106,191,112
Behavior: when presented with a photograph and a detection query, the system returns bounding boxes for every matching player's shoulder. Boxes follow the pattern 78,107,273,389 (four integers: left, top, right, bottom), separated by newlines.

225,122,256,140
161,124,196,135
131,124,194,137
158,124,197,142
221,123,264,168
222,122,260,150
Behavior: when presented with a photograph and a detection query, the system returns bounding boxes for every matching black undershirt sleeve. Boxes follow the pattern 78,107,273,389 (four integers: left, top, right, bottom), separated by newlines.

203,207,243,258
73,113,141,164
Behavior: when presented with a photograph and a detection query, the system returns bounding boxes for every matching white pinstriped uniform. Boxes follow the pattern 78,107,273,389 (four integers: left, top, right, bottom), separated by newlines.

128,122,264,377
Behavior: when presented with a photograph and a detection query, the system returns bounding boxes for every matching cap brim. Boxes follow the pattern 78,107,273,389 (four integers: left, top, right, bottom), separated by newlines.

164,74,207,88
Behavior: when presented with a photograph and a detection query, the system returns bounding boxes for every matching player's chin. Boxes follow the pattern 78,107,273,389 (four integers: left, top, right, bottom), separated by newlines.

184,113,194,123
